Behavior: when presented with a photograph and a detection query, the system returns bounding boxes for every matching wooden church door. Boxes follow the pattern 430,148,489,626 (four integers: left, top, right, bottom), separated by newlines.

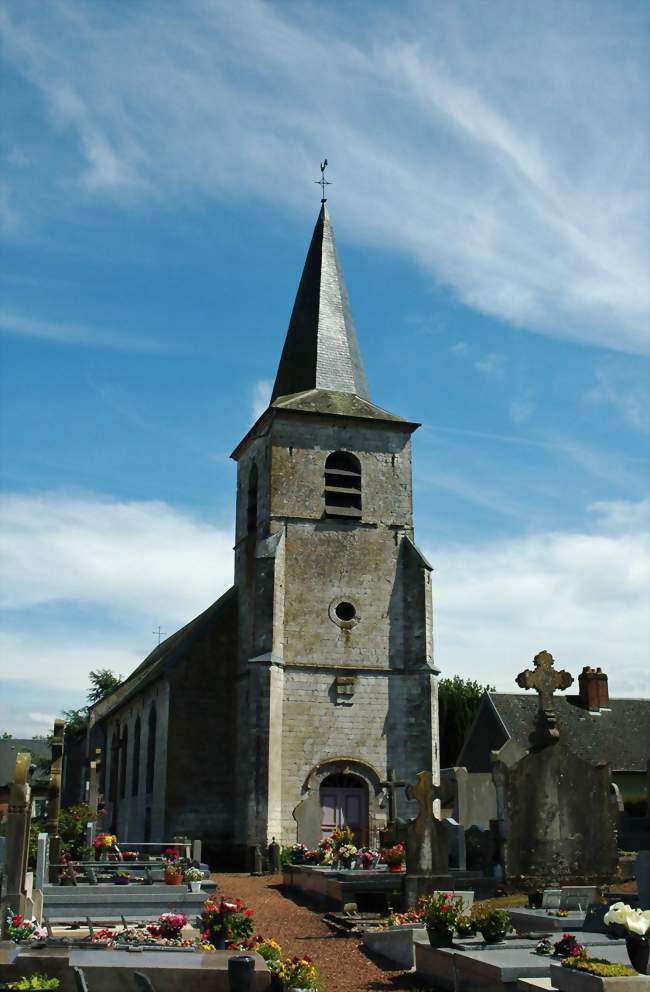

320,773,368,846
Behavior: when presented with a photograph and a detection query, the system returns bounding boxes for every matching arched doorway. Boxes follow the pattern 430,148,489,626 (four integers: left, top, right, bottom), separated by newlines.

320,772,368,846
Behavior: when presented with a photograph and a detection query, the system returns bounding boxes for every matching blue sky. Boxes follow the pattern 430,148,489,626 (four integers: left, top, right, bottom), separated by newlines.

1,0,648,736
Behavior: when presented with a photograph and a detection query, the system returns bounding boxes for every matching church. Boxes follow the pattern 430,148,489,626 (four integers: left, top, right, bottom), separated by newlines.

89,201,440,865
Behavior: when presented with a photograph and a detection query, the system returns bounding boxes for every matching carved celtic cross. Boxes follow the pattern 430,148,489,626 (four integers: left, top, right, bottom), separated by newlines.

516,649,573,741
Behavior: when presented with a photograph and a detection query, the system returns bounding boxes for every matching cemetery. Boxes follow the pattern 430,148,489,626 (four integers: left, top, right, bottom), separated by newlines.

0,147,648,992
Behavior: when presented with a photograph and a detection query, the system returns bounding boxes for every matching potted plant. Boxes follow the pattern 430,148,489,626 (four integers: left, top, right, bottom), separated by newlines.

474,907,512,943
185,866,203,893
121,850,138,862
456,914,475,937
11,976,61,989
198,897,254,950
417,892,465,947
604,902,649,974
253,939,283,991
114,870,130,886
382,843,406,873
164,863,184,886
275,954,321,991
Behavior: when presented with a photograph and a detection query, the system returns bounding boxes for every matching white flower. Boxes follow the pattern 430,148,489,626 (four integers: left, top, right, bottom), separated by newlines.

626,911,649,937
604,902,633,926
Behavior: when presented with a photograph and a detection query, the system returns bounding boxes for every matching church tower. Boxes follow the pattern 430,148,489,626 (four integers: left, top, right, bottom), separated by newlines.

231,203,439,848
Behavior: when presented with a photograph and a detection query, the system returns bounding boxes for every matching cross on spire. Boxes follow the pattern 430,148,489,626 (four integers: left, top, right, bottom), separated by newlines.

516,649,573,743
314,159,331,202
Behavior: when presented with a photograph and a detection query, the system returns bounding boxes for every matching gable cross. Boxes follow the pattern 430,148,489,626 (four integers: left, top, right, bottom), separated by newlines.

516,649,573,742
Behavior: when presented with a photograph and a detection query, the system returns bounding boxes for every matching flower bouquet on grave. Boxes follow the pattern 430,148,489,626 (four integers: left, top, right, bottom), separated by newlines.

113,869,131,885
604,902,650,974
92,833,117,860
359,848,379,870
303,849,320,866
198,897,254,950
317,838,333,866
11,975,61,989
290,843,308,864
156,913,188,939
275,954,321,991
381,842,406,872
551,933,588,960
417,892,465,947
4,909,47,943
163,862,184,886
337,843,358,868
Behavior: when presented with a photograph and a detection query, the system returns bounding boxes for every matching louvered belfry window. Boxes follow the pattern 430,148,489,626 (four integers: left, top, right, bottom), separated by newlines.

324,451,362,518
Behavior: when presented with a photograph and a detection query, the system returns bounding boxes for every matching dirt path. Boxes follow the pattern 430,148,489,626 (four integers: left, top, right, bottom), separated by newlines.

211,872,419,992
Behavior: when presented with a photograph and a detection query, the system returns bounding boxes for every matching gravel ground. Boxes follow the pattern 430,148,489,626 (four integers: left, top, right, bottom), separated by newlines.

211,872,420,992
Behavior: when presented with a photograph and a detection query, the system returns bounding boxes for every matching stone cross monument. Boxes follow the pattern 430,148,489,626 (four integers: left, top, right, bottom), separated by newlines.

516,649,573,744
403,771,448,907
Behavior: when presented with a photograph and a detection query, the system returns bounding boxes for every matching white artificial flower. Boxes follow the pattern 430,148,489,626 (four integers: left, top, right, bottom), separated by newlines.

625,911,649,937
604,902,633,926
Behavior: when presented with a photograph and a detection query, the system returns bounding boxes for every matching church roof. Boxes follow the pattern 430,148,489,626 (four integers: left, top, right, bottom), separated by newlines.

271,203,371,403
485,692,649,772
272,388,410,424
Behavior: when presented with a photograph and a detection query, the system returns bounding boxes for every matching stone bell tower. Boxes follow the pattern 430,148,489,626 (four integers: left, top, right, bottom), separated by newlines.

231,201,439,848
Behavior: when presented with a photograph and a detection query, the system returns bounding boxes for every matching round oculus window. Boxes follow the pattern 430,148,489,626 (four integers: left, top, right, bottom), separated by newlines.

329,598,360,628
335,601,356,622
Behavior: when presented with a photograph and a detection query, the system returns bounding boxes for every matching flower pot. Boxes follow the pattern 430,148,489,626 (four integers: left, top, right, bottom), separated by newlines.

626,934,649,975
165,872,183,886
214,935,226,950
388,864,404,873
426,925,454,947
189,880,202,893
362,862,372,870
479,928,507,943
114,876,129,885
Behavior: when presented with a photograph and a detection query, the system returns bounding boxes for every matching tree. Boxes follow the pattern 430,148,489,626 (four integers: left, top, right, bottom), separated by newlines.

438,675,495,768
62,669,122,734
1,732,13,739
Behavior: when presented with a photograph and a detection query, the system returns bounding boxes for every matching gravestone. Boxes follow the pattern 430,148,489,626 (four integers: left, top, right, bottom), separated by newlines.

496,651,618,886
1,751,33,930
442,817,466,870
403,771,448,909
560,885,599,911
541,888,561,909
46,720,65,883
465,824,494,875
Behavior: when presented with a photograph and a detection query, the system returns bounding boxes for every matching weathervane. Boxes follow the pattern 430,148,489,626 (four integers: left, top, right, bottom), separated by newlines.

314,159,331,202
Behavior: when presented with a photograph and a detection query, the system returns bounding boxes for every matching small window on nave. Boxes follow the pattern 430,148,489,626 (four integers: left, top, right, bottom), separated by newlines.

324,451,362,518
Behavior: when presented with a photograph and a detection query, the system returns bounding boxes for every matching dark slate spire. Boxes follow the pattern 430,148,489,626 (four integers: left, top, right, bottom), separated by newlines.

271,204,371,402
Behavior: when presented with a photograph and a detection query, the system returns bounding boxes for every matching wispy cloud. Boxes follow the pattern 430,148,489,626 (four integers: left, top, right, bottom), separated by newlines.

429,497,650,694
586,357,650,434
475,352,507,377
250,378,272,421
0,490,647,725
0,309,160,351
0,490,234,617
2,0,648,353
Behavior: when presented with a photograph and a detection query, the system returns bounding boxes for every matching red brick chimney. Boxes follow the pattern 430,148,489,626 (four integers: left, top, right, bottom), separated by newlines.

578,666,609,711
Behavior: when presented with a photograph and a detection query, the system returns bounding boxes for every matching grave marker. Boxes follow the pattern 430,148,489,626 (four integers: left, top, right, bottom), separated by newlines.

46,719,65,883
1,751,33,931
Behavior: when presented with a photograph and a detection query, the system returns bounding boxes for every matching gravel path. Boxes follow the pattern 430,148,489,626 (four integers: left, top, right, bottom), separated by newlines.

211,872,419,992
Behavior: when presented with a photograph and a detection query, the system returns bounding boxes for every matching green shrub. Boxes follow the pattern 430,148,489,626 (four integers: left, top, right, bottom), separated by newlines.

561,957,638,977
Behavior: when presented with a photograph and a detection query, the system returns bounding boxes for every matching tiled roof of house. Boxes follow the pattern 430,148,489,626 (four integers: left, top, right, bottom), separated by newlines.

489,692,650,772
